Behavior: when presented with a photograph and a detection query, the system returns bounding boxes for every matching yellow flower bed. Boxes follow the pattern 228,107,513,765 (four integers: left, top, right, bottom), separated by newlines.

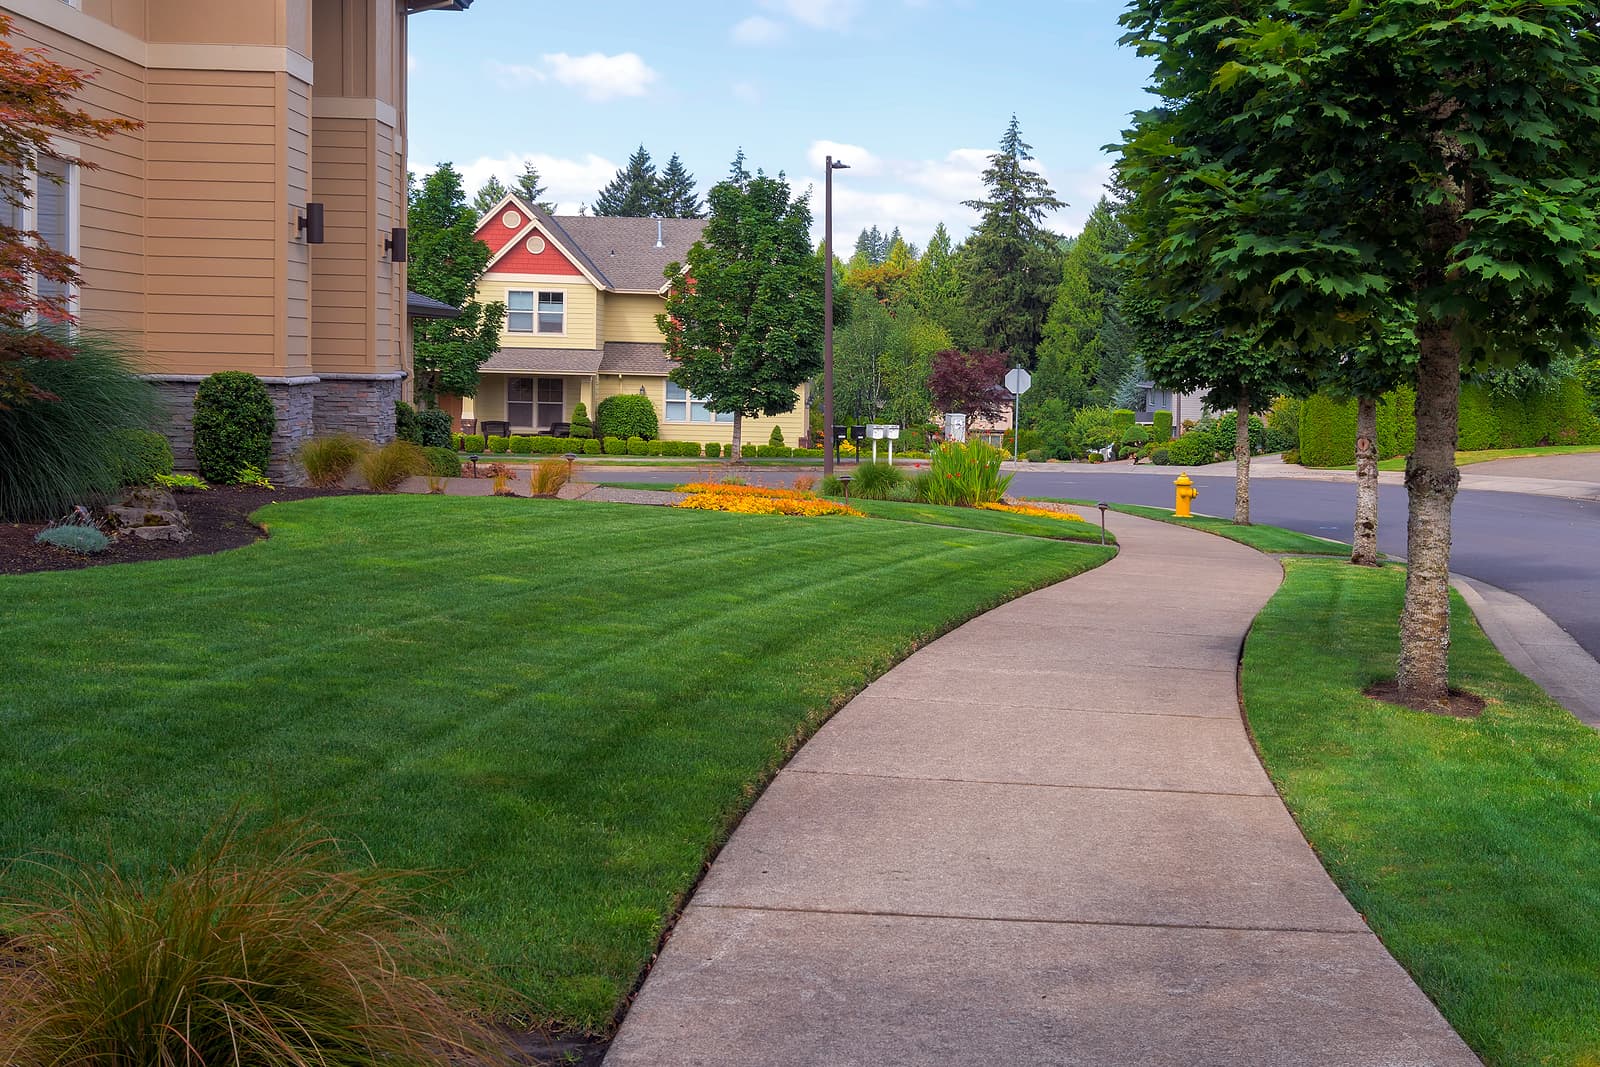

676,481,812,500
676,490,862,517
977,502,1087,523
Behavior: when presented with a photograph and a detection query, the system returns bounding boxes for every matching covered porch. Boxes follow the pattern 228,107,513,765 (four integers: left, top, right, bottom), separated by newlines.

463,348,602,436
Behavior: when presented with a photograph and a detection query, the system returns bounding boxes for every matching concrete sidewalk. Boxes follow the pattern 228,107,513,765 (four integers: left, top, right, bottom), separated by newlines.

605,513,1477,1067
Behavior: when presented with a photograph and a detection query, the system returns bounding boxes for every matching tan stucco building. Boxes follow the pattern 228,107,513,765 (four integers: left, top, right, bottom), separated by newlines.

2,0,471,476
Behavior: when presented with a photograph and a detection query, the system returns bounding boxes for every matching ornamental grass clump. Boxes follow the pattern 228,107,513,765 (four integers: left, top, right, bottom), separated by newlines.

360,440,429,492
0,821,513,1067
850,462,905,500
530,458,569,496
296,434,370,487
922,440,1013,507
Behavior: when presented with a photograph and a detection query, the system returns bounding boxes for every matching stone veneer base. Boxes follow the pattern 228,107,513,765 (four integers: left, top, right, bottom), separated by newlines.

145,373,403,486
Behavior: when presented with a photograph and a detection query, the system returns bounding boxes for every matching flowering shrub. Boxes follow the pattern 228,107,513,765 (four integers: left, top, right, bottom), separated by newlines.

675,481,861,516
977,502,1088,523
921,440,1013,506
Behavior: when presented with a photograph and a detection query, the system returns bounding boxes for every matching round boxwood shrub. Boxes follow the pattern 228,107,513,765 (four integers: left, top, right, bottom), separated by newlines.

193,371,275,484
582,437,602,455
421,446,462,477
626,436,649,456
461,434,486,453
596,394,659,440
603,436,626,455
114,429,174,487
704,442,721,458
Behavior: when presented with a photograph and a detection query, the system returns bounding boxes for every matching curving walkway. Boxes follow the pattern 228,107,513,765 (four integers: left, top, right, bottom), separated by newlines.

605,513,1478,1067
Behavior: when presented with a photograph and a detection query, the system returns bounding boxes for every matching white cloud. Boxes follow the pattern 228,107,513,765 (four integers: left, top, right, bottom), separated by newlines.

459,152,621,215
806,140,884,177
761,0,861,30
485,52,659,102
731,15,785,45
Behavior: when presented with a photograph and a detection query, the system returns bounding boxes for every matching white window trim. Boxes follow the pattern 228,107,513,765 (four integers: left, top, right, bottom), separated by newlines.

665,381,734,424
536,289,566,337
5,146,81,323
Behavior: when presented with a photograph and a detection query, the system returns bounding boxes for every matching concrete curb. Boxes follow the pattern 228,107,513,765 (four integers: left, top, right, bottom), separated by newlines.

1451,574,1600,727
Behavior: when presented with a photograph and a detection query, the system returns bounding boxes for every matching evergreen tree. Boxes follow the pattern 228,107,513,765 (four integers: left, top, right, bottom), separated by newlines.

658,153,703,218
657,168,824,459
408,164,506,406
592,145,660,217
908,223,964,338
1032,197,1132,411
962,116,1066,367
472,175,509,217
512,162,554,213
727,147,750,185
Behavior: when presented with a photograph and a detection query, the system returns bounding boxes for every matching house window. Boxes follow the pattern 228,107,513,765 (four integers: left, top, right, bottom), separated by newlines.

666,381,733,423
507,377,565,430
537,291,565,334
1,154,78,319
506,290,534,333
538,377,564,427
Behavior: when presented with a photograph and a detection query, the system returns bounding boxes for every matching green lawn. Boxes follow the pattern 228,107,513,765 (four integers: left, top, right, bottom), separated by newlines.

0,495,1110,1034
831,497,1111,544
1042,498,1349,555
1243,560,1600,1066
1309,443,1600,471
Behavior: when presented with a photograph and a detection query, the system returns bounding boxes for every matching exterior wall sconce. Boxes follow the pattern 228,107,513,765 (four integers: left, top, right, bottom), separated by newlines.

298,203,324,244
385,227,407,263
638,386,646,396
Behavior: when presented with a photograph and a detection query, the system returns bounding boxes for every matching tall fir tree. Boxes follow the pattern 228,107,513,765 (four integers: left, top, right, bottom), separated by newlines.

907,223,965,341
658,153,703,218
408,164,505,406
1032,197,1133,411
512,161,554,213
592,145,660,216
961,116,1065,367
471,175,509,217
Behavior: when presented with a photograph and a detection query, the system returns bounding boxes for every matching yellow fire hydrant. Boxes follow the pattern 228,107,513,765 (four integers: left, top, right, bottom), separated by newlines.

1174,472,1198,518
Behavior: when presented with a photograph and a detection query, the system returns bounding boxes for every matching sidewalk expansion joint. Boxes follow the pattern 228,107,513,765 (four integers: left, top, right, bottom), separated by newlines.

864,696,1237,721
783,767,1273,800
689,902,1370,938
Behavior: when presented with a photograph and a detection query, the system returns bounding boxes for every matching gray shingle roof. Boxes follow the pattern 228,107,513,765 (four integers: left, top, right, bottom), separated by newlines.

532,209,706,292
406,291,461,319
599,341,674,376
480,348,604,374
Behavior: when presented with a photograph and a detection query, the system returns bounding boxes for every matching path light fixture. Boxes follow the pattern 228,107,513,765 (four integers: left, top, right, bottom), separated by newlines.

823,155,850,478
469,454,479,478
564,451,578,482
839,474,852,501
1097,501,1109,546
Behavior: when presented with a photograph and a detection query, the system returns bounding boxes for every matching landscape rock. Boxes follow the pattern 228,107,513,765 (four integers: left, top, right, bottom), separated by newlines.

129,524,190,542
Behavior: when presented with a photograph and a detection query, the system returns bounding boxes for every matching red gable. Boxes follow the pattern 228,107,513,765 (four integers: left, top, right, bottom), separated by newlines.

490,226,584,277
475,205,533,257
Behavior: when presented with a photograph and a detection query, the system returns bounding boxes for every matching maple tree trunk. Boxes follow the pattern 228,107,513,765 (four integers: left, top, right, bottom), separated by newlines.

1397,321,1460,707
1351,395,1380,566
729,412,742,464
1233,391,1251,525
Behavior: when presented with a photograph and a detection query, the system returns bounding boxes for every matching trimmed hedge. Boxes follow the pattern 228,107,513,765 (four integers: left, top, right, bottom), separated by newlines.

603,436,626,455
417,408,453,449
1112,409,1136,431
422,446,462,477
705,442,721,458
596,394,659,440
115,429,174,487
394,400,421,444
1152,410,1174,441
193,371,275,484
487,435,510,454
582,438,602,455
1299,379,1599,466
461,434,486,453
570,401,593,439
626,436,649,456
510,435,535,455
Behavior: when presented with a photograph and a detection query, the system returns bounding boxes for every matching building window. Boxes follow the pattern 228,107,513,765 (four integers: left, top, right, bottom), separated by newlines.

538,377,564,428
665,381,733,423
537,291,565,334
506,290,534,333
507,377,565,430
1,154,78,320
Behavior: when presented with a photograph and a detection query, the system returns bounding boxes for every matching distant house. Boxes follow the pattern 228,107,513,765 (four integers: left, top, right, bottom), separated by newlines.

5,0,475,478
1136,381,1213,427
460,196,809,447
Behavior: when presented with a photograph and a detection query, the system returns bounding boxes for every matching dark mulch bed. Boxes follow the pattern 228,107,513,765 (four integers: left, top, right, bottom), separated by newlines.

0,486,353,576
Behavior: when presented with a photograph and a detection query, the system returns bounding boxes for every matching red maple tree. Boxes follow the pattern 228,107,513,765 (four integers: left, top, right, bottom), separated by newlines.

0,13,140,407
928,347,1010,422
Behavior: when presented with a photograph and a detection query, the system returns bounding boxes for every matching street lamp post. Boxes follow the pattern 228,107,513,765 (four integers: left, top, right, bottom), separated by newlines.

823,155,849,477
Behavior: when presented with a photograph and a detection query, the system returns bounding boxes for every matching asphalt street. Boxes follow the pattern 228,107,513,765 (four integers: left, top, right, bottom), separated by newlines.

602,465,1598,660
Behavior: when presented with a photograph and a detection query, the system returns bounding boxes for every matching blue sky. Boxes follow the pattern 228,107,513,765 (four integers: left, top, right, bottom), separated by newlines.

407,1,1153,247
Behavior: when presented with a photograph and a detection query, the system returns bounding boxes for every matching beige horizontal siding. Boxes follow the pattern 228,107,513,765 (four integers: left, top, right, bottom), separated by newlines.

603,293,668,344
477,277,599,350
595,375,808,446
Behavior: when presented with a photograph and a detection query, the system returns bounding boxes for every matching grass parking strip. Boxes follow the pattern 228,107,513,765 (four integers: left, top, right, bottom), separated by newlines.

0,494,1111,1034
1045,498,1349,555
1243,559,1600,1066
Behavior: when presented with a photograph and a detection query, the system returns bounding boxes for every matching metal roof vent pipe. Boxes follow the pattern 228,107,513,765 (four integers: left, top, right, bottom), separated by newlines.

652,214,664,249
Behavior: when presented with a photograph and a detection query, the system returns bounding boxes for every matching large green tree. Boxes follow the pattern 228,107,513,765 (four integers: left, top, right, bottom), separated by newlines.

471,175,509,217
658,153,702,218
1116,0,1600,706
657,169,823,458
961,116,1065,367
408,163,505,406
512,161,553,213
593,145,660,217
906,223,968,342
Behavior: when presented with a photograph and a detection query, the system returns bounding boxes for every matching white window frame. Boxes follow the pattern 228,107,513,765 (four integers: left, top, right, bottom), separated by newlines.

505,289,535,334
3,144,80,323
665,380,734,424
537,290,565,335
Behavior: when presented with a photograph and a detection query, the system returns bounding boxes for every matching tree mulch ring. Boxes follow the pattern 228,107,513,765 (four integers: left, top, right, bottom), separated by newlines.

1364,680,1487,719
0,485,354,576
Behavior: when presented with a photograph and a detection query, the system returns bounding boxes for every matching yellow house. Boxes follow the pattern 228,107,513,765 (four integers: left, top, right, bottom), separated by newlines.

463,196,810,449
3,0,474,478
